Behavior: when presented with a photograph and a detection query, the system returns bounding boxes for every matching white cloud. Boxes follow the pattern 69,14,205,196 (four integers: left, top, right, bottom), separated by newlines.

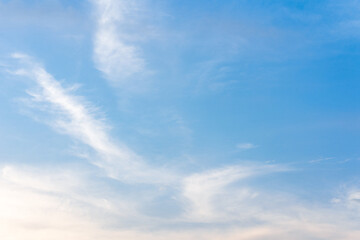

348,191,360,203
182,166,254,221
11,53,175,184
1,165,360,240
92,0,146,85
335,189,360,211
181,164,287,221
0,164,142,240
236,142,257,150
309,157,334,164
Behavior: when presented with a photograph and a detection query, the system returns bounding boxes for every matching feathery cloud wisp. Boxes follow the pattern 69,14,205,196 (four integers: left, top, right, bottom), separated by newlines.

182,164,287,221
92,0,145,85
11,53,174,184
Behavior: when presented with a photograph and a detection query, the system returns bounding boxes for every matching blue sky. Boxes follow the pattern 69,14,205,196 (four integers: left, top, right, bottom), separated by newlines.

0,0,359,239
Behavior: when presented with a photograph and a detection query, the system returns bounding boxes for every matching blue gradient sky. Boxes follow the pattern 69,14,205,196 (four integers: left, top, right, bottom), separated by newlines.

0,0,359,239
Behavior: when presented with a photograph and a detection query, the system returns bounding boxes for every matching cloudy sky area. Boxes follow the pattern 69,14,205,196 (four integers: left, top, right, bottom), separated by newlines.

0,0,359,239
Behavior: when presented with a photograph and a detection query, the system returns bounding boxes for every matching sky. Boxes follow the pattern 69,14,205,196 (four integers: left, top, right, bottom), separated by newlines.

0,0,359,239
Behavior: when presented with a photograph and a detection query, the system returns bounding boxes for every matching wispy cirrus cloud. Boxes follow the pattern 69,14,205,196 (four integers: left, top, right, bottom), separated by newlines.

181,164,288,222
182,166,259,221
92,0,146,85
10,53,175,184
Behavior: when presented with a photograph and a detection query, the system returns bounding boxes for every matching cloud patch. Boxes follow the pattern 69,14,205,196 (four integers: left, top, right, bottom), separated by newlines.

92,0,146,85
236,142,257,150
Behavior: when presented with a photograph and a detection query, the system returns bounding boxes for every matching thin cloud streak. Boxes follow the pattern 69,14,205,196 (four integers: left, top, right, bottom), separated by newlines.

11,53,175,184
